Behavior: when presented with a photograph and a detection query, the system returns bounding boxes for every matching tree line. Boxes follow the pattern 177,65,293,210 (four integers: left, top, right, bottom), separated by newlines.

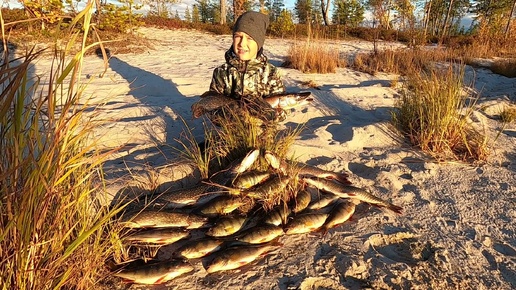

10,0,516,39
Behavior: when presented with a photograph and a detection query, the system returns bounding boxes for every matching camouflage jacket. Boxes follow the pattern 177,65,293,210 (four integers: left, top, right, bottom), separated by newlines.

209,48,285,101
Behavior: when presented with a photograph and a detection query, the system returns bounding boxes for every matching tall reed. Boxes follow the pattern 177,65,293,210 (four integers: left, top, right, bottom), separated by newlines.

0,2,125,289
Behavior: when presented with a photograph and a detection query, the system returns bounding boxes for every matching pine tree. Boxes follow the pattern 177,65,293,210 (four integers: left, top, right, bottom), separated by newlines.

185,6,192,22
192,4,201,23
332,0,364,27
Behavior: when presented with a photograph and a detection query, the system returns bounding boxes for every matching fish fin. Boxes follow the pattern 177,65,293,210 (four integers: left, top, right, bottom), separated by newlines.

154,276,167,284
334,173,352,185
388,204,403,214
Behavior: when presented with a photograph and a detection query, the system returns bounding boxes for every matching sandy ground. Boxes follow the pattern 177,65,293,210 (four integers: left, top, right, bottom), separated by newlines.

31,27,516,289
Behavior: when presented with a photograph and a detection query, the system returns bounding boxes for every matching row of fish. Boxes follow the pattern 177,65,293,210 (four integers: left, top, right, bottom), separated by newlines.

113,149,403,284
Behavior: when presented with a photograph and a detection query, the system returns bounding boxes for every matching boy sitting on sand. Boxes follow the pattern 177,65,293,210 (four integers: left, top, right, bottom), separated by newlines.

207,11,286,122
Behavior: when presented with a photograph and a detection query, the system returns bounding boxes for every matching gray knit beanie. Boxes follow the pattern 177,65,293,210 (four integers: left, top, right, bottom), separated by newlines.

233,11,270,50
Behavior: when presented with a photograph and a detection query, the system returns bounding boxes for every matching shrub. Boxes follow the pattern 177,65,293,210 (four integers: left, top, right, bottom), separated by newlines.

391,64,488,162
285,40,340,74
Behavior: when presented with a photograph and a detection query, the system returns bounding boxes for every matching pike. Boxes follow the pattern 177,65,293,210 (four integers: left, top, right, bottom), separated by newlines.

156,183,215,207
206,215,249,237
191,91,238,118
287,161,351,185
284,212,329,235
303,178,403,214
121,210,208,229
192,91,313,119
264,151,350,185
204,242,282,273
176,238,225,259
321,201,356,233
124,228,190,245
235,224,284,244
113,259,194,285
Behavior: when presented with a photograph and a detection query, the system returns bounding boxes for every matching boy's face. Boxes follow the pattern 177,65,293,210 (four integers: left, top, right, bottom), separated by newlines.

233,31,258,61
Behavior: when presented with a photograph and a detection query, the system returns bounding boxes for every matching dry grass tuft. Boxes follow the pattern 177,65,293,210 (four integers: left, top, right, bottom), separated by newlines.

391,64,488,162
176,106,305,209
351,48,453,76
285,40,340,74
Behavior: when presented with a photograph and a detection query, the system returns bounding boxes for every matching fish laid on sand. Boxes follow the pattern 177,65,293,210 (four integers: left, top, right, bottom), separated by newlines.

204,242,281,273
198,195,245,216
291,189,311,213
303,178,403,214
243,175,291,200
113,260,194,285
307,193,340,211
321,201,356,233
264,151,350,185
121,211,208,229
263,205,292,226
230,148,261,175
206,215,249,237
232,171,271,190
176,238,225,259
124,228,191,245
156,183,214,207
235,224,284,244
284,212,329,235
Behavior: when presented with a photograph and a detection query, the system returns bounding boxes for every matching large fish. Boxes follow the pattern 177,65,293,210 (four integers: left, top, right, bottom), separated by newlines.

204,242,281,273
121,210,208,229
191,91,313,119
113,259,194,285
124,228,190,245
303,178,403,214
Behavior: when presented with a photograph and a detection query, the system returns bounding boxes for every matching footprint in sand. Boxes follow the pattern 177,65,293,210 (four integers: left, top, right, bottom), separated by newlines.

365,232,436,265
